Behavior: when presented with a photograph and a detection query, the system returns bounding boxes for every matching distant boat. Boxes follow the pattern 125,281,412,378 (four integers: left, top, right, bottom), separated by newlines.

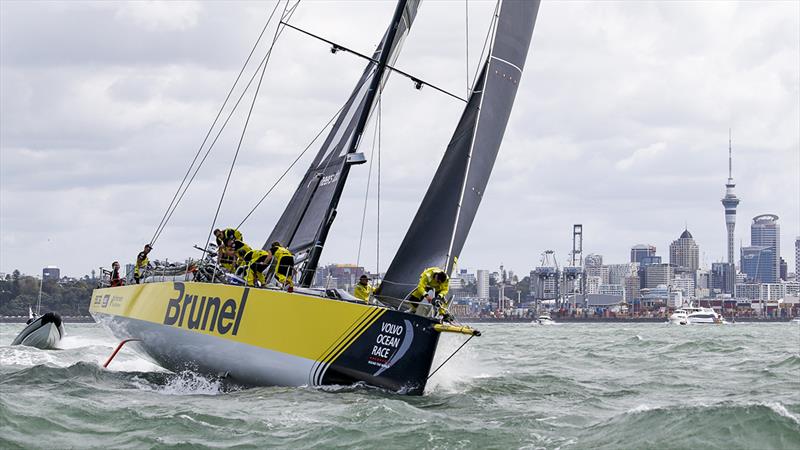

11,308,64,349
790,317,800,324
535,314,555,325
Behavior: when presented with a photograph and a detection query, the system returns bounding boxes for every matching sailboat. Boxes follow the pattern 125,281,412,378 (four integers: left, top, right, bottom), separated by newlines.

89,0,539,395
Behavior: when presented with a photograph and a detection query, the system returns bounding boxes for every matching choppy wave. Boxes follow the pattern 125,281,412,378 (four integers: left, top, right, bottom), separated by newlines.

2,322,800,448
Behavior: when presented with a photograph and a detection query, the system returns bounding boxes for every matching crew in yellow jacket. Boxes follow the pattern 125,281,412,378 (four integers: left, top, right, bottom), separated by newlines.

353,274,374,303
134,244,152,284
408,267,449,315
213,228,243,248
268,241,294,289
243,250,272,287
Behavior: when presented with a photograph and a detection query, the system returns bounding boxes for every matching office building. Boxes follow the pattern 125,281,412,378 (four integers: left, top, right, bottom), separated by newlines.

669,229,699,272
741,246,777,283
631,244,656,264
42,266,60,281
710,262,734,295
477,270,490,300
750,214,780,282
644,263,673,289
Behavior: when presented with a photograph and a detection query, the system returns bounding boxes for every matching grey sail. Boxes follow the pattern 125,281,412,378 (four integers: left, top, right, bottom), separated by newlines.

377,0,540,304
265,0,420,286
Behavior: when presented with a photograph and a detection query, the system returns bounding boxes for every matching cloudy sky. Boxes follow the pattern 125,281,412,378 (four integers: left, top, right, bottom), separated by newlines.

1,0,798,278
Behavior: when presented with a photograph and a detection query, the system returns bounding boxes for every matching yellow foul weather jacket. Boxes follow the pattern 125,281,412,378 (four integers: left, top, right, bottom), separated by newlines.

134,252,149,277
271,246,294,286
244,250,271,287
412,267,449,299
353,283,374,303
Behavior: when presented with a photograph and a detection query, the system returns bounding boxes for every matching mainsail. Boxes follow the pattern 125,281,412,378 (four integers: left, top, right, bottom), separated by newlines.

378,0,540,303
265,0,420,286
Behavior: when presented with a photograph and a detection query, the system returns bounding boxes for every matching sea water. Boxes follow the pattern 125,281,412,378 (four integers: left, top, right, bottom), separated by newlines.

1,322,798,449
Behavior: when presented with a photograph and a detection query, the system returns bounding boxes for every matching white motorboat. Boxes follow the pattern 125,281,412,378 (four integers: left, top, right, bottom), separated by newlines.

11,310,64,349
535,314,555,325
669,309,688,325
686,307,727,325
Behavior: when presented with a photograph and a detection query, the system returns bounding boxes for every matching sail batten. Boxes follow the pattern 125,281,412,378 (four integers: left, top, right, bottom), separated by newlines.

378,0,540,305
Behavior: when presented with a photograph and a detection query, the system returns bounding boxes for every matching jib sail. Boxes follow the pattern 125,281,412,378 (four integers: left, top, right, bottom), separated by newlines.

265,0,421,286
377,0,540,304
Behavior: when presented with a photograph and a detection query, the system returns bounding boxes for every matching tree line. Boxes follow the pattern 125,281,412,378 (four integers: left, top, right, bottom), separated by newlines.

0,270,95,316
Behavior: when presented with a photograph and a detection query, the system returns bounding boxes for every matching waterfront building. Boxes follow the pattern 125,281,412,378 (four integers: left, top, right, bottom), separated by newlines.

624,275,641,301
796,237,799,279
750,214,780,282
42,266,60,281
721,131,740,266
598,283,624,299
735,283,786,302
644,263,673,289
673,274,696,298
710,262,735,295
586,276,602,294
786,281,800,297
631,244,656,264
476,269,490,300
741,246,777,283
669,229,699,272
607,263,638,285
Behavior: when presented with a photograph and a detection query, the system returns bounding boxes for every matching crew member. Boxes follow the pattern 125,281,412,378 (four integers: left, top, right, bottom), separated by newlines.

217,246,237,273
110,261,124,287
134,244,152,284
214,228,243,248
353,274,373,303
408,267,450,316
268,241,294,290
243,250,272,287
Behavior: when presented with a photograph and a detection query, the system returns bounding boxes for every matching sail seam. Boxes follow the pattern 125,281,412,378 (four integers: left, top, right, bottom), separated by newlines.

443,0,502,274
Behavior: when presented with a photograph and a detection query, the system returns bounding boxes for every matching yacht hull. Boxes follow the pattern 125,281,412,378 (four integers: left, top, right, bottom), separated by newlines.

11,312,64,350
90,282,441,394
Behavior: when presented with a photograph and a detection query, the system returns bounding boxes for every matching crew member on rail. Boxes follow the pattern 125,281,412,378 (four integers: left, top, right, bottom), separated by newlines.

268,241,294,291
110,261,124,287
353,274,374,303
217,245,237,273
243,250,272,287
133,244,152,284
213,228,243,248
408,267,450,317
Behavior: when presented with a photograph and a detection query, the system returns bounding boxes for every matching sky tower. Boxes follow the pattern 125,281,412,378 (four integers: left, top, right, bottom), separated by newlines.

721,130,740,265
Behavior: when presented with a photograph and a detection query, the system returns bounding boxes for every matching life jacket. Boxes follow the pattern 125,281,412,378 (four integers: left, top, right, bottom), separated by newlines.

270,245,294,286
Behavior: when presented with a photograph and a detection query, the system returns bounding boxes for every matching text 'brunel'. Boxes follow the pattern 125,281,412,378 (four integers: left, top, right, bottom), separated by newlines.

163,282,248,336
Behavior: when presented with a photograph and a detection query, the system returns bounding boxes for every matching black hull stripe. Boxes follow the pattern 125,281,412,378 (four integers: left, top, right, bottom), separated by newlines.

311,307,380,385
316,309,385,385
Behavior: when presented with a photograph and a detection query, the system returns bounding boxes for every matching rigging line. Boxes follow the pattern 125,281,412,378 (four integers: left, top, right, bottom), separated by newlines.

465,0,469,98
204,0,291,255
151,1,301,244
471,0,500,89
281,22,467,104
356,99,380,268
427,335,474,380
149,1,281,246
235,101,348,229
376,98,381,276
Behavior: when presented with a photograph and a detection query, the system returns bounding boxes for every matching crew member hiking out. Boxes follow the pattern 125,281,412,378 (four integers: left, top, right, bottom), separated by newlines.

268,241,294,291
134,244,152,284
213,228,243,248
408,267,451,320
353,274,374,303
243,250,272,287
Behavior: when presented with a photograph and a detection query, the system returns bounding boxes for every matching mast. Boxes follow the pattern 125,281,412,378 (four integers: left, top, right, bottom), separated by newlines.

265,0,421,287
299,0,411,287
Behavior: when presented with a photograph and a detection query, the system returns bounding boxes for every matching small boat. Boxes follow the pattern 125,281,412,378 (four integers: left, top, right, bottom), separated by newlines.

535,314,555,325
685,307,727,325
668,309,688,325
11,309,64,349
790,317,800,324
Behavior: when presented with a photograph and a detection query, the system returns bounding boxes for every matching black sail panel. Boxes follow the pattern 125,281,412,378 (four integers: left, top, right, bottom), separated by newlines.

266,0,421,257
378,0,540,304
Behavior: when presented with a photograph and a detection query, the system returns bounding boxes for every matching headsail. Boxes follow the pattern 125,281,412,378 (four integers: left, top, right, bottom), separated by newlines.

265,0,421,286
377,0,540,304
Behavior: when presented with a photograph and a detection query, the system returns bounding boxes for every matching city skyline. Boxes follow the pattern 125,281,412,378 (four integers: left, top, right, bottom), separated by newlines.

1,1,798,277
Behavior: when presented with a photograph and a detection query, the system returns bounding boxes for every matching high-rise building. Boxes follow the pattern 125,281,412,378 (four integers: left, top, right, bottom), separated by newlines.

740,246,776,283
795,237,800,279
721,131,740,265
476,270,490,300
750,214,780,282
669,229,700,272
644,263,673,289
711,262,734,295
42,266,60,281
607,263,638,285
631,244,656,264
624,275,641,301
779,257,788,281
673,274,696,298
